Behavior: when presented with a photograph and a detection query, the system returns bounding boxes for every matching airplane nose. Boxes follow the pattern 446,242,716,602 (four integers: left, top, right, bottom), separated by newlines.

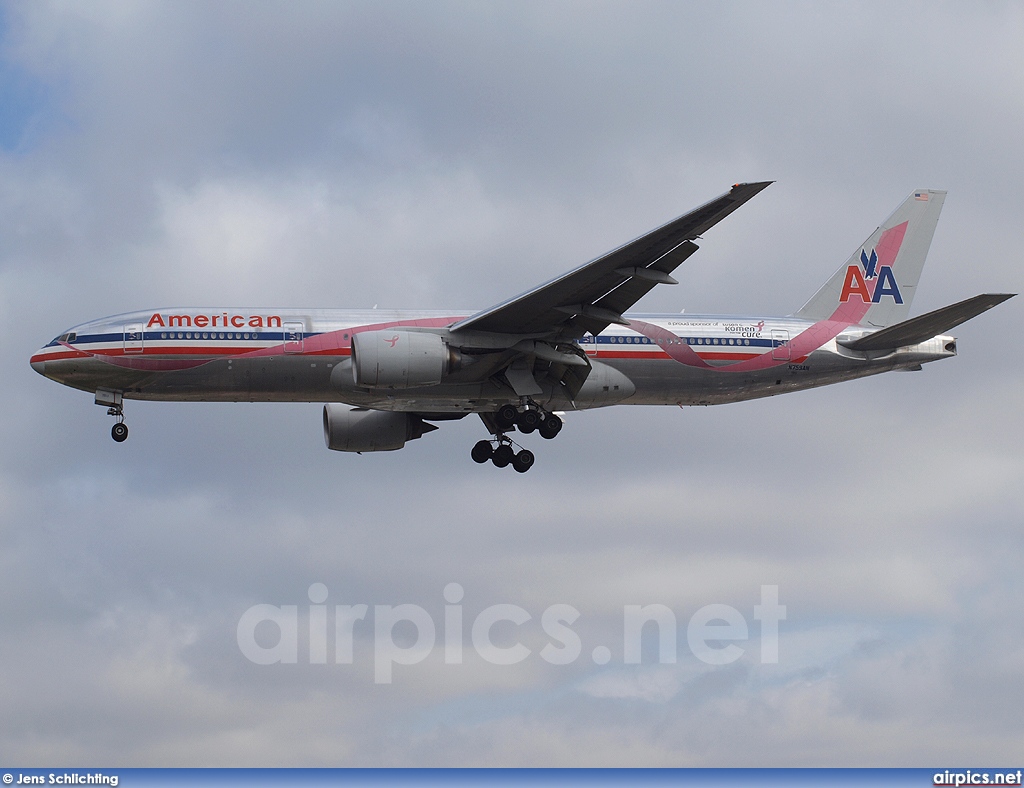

30,354,46,376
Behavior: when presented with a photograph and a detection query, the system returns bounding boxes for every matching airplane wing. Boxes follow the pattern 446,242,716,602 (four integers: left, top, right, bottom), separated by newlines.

450,181,773,337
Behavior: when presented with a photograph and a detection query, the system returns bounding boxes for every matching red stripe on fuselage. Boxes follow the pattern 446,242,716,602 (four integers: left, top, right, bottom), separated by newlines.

596,349,762,362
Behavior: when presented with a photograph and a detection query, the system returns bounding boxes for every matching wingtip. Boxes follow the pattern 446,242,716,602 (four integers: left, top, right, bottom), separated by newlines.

730,181,774,195
727,181,773,201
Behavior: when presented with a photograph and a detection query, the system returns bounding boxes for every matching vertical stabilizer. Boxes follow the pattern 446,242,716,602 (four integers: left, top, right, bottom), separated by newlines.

794,189,946,327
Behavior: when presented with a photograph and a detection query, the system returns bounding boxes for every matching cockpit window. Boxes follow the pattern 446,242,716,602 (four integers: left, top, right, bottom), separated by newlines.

55,332,77,343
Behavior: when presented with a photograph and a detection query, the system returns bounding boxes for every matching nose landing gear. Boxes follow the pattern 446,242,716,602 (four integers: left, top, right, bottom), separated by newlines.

111,418,129,443
96,389,129,443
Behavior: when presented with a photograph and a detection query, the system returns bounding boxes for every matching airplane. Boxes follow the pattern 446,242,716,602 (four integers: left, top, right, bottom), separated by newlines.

30,183,1013,472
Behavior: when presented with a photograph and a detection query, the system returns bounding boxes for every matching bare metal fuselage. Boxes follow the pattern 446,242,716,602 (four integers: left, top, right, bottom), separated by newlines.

30,307,955,414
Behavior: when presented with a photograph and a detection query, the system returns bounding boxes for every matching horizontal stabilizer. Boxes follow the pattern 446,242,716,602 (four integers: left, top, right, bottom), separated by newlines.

843,293,1015,351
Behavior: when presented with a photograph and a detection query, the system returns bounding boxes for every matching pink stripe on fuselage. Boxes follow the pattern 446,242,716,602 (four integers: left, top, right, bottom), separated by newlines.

627,221,909,373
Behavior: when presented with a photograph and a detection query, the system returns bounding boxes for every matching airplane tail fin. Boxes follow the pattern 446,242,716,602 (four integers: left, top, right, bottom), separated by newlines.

794,189,946,327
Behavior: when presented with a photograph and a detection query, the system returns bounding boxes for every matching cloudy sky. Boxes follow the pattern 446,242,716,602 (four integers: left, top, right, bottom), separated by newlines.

2,1,1023,767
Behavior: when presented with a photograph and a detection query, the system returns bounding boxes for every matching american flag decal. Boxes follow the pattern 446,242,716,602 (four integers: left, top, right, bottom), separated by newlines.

915,192,929,201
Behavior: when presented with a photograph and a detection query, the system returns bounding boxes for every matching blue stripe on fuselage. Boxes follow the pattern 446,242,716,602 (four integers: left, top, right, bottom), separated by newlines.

56,330,782,351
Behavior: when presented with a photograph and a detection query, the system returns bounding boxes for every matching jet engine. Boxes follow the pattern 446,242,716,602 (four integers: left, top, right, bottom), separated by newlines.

322,404,437,452
351,330,462,389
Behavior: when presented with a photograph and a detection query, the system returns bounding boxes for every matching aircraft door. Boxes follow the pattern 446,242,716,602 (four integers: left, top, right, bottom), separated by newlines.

582,333,599,358
771,329,790,361
124,323,144,354
283,321,304,354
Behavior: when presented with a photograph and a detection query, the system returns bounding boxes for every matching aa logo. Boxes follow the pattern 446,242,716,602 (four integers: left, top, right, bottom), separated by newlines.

839,248,903,304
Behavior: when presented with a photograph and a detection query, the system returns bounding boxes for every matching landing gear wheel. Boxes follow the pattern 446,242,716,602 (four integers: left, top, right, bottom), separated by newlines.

496,404,519,431
512,449,535,473
492,444,514,468
516,409,541,434
539,414,563,439
111,422,129,442
471,440,493,464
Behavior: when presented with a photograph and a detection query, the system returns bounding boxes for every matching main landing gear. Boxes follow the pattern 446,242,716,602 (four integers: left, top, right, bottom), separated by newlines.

472,404,563,472
495,403,562,439
472,436,535,473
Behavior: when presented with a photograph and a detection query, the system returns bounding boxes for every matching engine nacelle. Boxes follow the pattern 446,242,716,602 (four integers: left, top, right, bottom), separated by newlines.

323,405,436,452
351,330,459,389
